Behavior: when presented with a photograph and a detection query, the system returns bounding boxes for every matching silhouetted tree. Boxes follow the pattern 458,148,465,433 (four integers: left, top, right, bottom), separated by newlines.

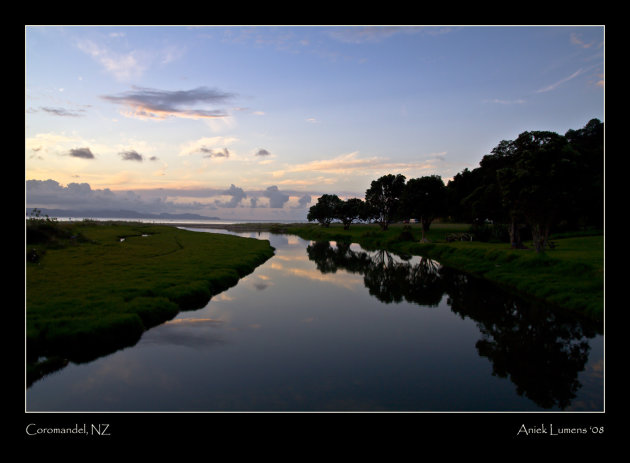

336,197,368,230
307,194,342,227
402,175,447,242
497,131,578,252
364,174,406,230
565,118,604,229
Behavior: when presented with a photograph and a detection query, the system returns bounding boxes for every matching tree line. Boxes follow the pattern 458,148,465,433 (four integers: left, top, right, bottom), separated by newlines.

307,118,603,253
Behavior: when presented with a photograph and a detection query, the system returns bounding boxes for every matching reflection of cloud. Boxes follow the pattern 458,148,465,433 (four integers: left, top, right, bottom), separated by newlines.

141,322,227,349
273,255,305,262
271,261,362,290
251,274,273,291
288,267,362,290
590,359,604,377
164,318,224,325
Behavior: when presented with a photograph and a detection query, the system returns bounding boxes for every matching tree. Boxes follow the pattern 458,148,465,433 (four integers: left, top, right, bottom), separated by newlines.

481,138,526,248
335,198,367,230
402,175,447,242
497,131,578,252
364,174,406,230
307,194,342,227
446,168,480,223
565,119,604,229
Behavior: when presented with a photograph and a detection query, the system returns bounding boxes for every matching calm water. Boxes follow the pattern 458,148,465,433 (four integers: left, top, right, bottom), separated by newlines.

26,229,604,412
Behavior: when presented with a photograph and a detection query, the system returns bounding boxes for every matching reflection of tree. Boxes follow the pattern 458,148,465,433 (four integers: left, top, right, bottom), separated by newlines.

306,242,444,306
306,241,372,274
442,267,600,410
306,241,602,410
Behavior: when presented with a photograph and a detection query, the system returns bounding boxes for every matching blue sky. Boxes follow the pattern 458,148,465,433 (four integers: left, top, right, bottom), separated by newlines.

25,25,604,220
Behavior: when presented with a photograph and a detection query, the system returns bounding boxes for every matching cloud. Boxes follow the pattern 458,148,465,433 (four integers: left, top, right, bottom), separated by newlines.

255,148,271,156
296,194,311,208
77,39,146,81
179,136,238,157
214,184,246,208
595,74,604,88
273,151,437,177
27,179,121,210
326,26,422,44
570,33,595,49
160,45,186,65
325,26,450,44
26,179,320,220
69,147,95,159
201,147,230,158
26,179,204,214
102,86,235,120
263,185,290,208
40,107,86,117
486,98,526,105
535,68,585,93
119,150,143,161
26,132,79,153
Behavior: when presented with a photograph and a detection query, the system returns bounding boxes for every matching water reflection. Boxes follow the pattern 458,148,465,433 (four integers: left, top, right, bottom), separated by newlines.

307,241,444,306
306,241,602,410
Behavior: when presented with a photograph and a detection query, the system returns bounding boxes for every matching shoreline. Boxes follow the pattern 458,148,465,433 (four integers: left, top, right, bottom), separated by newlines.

162,222,306,232
26,222,276,385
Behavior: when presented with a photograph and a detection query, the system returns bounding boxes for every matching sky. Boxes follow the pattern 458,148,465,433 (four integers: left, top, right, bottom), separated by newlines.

25,25,604,220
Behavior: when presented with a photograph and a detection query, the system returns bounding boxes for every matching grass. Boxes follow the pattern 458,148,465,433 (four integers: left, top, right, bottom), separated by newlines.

282,222,604,323
26,221,274,382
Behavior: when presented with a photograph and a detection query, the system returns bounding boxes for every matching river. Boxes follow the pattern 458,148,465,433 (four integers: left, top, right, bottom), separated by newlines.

26,228,603,412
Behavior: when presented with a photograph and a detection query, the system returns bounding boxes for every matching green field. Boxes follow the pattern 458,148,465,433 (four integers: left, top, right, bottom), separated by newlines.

26,221,274,382
283,222,604,323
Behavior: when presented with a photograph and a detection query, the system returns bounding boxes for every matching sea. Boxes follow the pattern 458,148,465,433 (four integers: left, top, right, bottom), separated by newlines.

29,216,309,226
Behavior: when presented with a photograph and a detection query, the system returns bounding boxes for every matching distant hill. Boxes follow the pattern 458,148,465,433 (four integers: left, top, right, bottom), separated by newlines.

26,208,221,221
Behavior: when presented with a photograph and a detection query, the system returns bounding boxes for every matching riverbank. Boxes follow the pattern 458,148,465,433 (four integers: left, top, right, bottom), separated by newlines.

176,221,603,323
26,221,275,384
281,223,604,323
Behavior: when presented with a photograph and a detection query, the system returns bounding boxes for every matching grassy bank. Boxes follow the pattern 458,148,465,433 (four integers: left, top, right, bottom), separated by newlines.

26,221,274,383
282,222,604,323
